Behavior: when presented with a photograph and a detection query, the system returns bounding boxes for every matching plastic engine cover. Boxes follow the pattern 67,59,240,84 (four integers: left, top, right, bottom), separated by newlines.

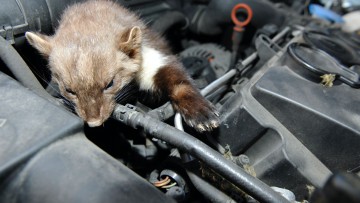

216,43,360,198
0,72,174,203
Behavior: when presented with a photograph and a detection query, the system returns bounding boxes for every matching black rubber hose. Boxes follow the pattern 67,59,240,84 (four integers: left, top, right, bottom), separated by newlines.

190,0,285,35
187,170,236,203
148,102,174,121
0,36,52,100
151,11,188,34
112,104,289,203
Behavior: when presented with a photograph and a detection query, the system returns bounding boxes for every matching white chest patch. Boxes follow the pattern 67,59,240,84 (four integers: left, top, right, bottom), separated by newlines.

138,46,168,90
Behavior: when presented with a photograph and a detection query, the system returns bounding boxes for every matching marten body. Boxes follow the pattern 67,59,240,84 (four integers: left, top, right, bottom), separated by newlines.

25,0,219,132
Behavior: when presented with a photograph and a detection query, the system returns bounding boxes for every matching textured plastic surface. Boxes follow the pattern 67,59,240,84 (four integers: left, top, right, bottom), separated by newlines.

217,98,267,155
0,72,82,176
311,172,360,203
0,134,174,203
214,34,359,198
0,0,24,28
216,75,332,198
252,64,360,172
0,0,53,40
0,72,173,202
216,33,360,195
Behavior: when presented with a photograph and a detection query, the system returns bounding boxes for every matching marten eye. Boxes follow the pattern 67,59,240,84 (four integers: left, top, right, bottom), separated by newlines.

65,88,76,96
104,79,114,90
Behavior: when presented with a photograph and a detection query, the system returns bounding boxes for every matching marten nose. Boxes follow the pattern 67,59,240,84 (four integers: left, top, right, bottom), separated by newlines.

83,102,103,126
87,119,103,127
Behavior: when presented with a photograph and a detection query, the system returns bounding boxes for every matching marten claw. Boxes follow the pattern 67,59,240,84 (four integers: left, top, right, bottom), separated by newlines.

197,124,206,132
180,103,220,132
171,88,220,132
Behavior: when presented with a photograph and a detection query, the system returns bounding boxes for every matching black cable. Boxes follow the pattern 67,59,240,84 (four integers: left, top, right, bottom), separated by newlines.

112,104,289,203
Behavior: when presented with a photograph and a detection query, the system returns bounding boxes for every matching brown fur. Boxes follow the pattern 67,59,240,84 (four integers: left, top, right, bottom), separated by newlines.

25,0,219,131
26,0,145,126
154,64,219,131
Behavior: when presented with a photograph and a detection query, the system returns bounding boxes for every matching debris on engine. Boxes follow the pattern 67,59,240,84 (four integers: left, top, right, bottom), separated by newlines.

320,74,336,87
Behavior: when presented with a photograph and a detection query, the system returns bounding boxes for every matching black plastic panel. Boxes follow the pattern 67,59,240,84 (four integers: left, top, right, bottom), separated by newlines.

0,0,24,27
0,72,82,176
0,72,173,202
0,134,174,203
246,129,310,198
217,93,266,155
251,65,360,172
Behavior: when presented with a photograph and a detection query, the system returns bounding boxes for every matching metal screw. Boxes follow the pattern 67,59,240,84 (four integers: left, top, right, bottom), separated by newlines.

236,154,250,165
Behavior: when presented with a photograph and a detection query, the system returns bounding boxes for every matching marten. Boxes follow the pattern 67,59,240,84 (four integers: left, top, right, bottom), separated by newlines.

25,0,219,132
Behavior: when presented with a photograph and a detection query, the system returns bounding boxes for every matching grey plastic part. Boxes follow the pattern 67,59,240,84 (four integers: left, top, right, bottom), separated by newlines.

0,134,175,203
215,34,360,199
0,72,82,177
0,72,174,203
217,44,334,198
253,65,360,171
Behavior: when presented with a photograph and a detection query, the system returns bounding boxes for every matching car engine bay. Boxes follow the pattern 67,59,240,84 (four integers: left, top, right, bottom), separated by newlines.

1,0,360,202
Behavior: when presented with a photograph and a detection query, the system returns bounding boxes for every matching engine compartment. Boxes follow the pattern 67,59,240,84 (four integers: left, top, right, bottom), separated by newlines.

1,0,360,202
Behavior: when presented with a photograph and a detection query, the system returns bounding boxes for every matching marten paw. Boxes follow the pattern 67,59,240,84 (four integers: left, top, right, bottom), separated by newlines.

173,97,220,132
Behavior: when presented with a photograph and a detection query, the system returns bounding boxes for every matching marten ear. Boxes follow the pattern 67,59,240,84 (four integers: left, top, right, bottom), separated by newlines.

25,32,52,57
118,26,142,58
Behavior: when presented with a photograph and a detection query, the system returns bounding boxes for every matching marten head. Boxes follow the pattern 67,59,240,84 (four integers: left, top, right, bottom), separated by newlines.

25,26,142,127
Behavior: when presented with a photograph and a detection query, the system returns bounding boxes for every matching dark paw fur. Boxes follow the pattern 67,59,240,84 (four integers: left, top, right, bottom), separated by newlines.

174,97,220,132
184,106,220,132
